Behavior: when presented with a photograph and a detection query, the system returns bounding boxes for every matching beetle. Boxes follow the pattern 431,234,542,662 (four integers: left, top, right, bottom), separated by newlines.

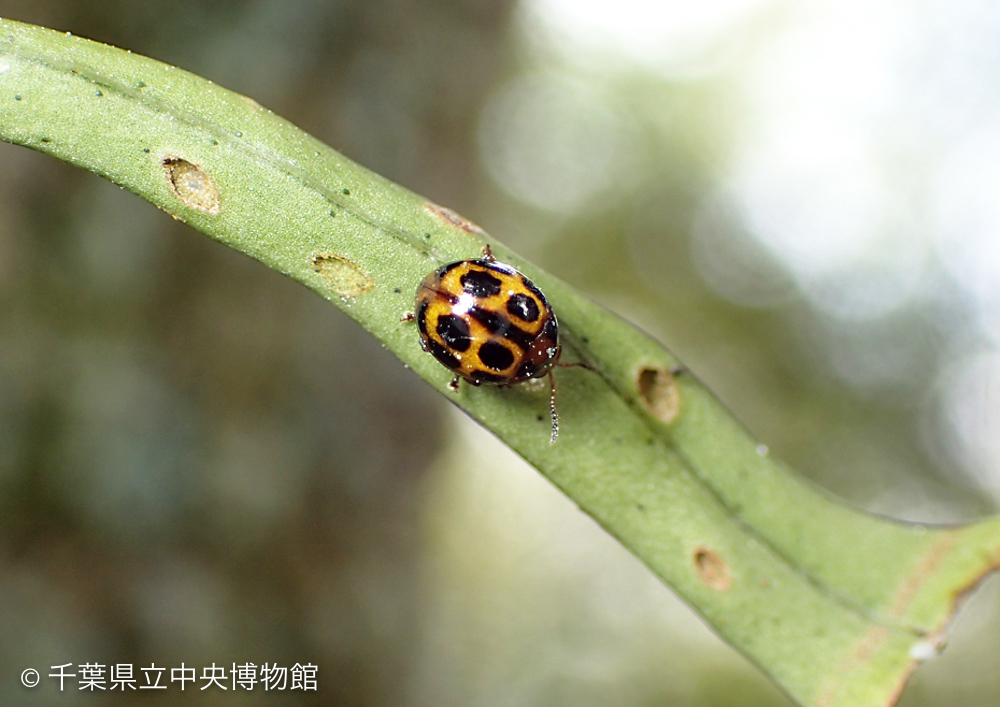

408,246,588,443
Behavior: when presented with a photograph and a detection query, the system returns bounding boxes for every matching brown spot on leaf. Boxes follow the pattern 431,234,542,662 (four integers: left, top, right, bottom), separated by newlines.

693,547,732,591
162,157,221,215
311,253,373,298
814,626,897,707
636,366,680,424
889,530,957,618
425,202,484,234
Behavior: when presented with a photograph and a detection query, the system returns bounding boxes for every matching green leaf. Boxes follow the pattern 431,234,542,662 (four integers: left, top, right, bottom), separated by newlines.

1,18,997,706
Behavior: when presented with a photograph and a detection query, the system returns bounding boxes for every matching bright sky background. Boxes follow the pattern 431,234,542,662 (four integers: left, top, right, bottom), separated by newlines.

477,0,1000,500
528,0,769,74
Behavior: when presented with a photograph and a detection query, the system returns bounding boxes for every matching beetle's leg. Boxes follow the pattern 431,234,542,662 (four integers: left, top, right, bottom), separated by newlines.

556,360,595,372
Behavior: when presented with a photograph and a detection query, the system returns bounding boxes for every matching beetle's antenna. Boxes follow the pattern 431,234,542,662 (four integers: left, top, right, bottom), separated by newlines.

548,370,559,444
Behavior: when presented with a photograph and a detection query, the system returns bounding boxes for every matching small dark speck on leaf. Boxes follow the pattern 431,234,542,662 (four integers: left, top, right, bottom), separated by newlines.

393,287,401,294
342,188,350,195
14,95,21,100
142,148,150,153
95,90,103,97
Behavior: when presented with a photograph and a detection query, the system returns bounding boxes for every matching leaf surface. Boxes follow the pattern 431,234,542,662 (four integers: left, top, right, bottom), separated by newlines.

2,19,998,706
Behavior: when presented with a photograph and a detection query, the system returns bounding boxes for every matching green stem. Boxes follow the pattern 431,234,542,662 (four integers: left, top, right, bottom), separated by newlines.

1,18,997,706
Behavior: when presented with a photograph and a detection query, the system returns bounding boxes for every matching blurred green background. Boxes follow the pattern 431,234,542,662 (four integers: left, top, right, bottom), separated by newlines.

1,0,999,704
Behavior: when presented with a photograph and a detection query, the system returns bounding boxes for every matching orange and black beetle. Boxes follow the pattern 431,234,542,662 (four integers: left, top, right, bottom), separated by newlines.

411,246,582,442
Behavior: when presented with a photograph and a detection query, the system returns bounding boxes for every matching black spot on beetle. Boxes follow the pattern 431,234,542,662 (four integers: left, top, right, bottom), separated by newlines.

461,269,502,298
541,316,558,341
520,275,547,303
478,341,515,371
436,314,472,352
506,293,540,322
435,261,463,279
416,300,430,336
471,309,535,351
427,340,461,370
468,369,508,385
469,307,507,334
